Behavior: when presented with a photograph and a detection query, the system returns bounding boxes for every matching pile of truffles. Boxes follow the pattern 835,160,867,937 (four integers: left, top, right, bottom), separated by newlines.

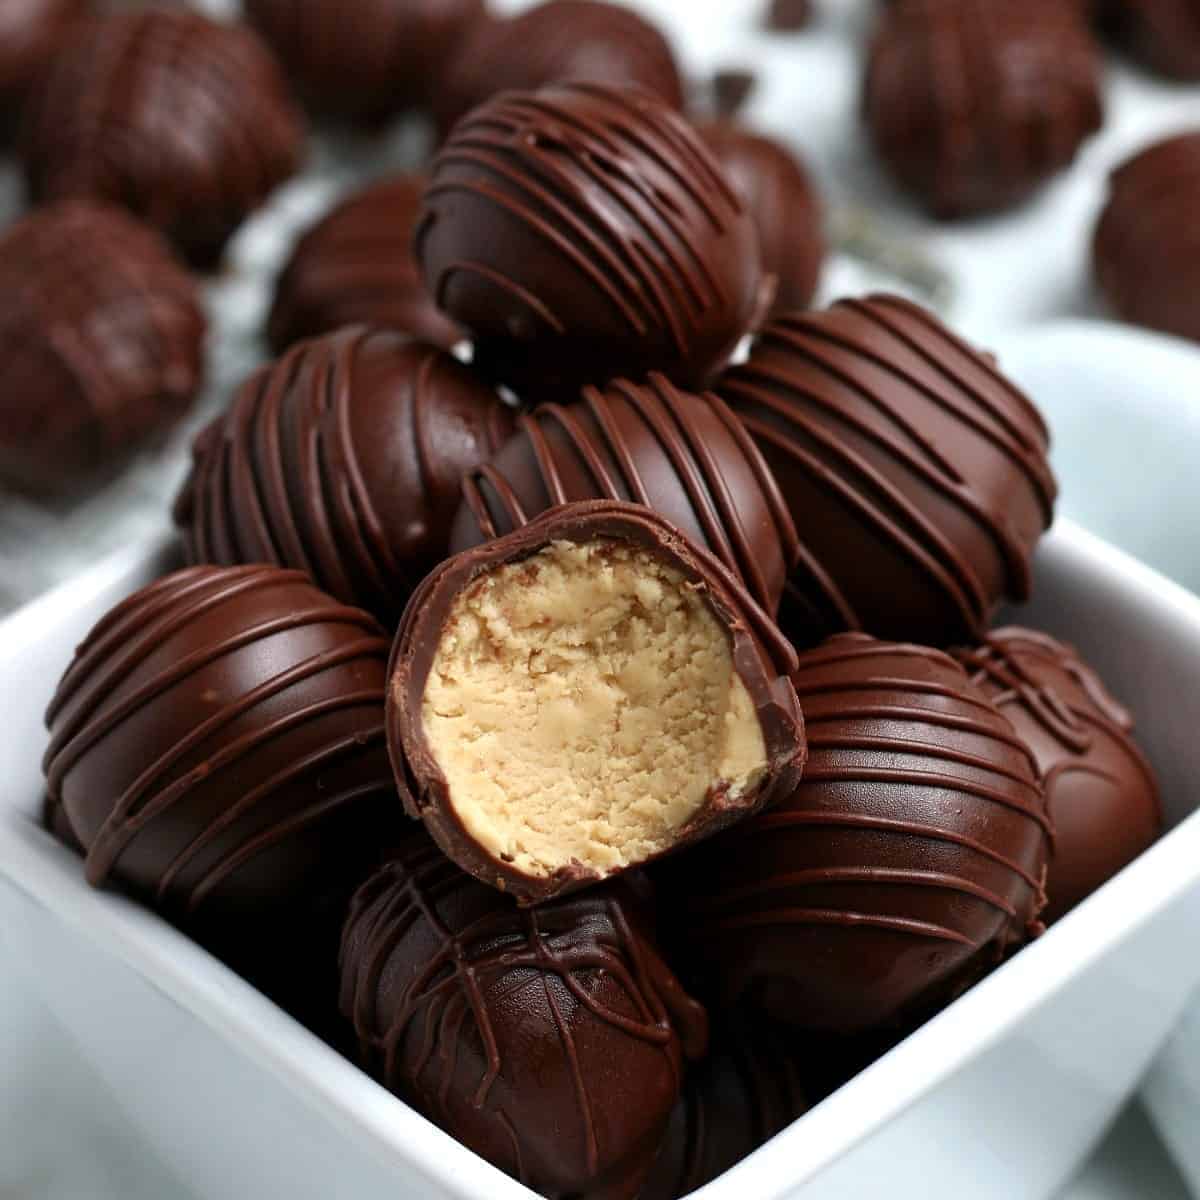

11,0,1184,1196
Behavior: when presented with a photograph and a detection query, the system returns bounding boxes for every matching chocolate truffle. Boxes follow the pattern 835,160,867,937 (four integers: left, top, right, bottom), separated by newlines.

391,502,805,905
0,0,88,139
244,0,485,127
434,0,684,138
339,832,708,1200
1093,132,1200,344
642,1017,808,1200
1100,0,1200,78
22,9,305,267
717,295,1057,647
174,328,514,627
863,0,1103,218
417,82,763,402
953,628,1162,922
672,633,1050,1034
453,374,800,617
267,175,463,355
42,790,83,853
699,121,825,315
0,203,205,495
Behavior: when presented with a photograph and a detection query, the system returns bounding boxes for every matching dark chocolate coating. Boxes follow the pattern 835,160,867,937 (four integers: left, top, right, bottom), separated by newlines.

1100,0,1200,78
391,501,805,905
267,175,463,355
0,0,88,139
863,0,1103,218
717,295,1057,647
42,790,83,853
22,9,305,267
1093,131,1200,344
452,373,800,617
699,120,825,315
417,82,763,402
174,328,515,627
339,832,708,1200
671,633,1050,1034
641,1016,808,1200
764,0,811,31
0,202,205,496
953,627,1161,923
434,0,684,138
244,0,485,127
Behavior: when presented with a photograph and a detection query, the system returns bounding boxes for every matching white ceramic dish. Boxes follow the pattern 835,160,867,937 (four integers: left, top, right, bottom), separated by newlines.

3,519,1200,1200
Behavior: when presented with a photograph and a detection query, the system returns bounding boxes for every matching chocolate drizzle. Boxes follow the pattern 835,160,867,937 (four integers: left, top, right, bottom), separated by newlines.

863,0,1103,218
717,294,1056,645
454,373,799,615
416,81,762,400
175,328,514,626
340,833,707,1200
670,632,1050,1034
21,8,305,266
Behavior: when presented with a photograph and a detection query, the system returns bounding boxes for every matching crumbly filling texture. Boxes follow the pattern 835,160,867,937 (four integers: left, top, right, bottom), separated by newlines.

420,538,767,879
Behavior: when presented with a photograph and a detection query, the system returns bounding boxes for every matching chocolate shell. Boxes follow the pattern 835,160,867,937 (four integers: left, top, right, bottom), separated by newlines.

389,501,805,905
434,0,684,138
339,832,708,1200
452,373,800,617
245,0,485,126
1100,0,1200,78
174,328,515,627
670,633,1050,1034
863,0,1103,218
416,81,763,402
0,0,88,139
717,295,1057,647
1093,131,1200,344
0,202,205,496
22,9,305,267
267,175,463,355
953,627,1161,922
699,120,825,316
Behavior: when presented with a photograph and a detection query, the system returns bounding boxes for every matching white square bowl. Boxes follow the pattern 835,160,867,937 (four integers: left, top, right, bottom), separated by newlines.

3,518,1200,1200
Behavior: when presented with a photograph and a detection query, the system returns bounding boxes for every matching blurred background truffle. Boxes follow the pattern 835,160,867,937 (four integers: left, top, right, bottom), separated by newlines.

0,0,89,141
1098,0,1200,78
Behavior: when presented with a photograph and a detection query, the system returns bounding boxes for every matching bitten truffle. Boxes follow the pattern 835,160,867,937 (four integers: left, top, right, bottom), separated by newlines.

717,295,1057,647
22,8,305,267
267,175,463,354
244,0,485,127
390,502,805,904
953,628,1162,922
417,82,763,402
0,0,88,139
0,203,205,495
174,328,514,627
863,0,1103,218
452,373,800,617
671,633,1050,1034
1100,0,1200,78
339,832,708,1200
699,120,825,316
434,0,684,137
1093,131,1200,344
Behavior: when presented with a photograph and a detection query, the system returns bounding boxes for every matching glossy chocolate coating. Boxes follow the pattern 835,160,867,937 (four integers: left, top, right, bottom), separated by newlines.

671,633,1050,1034
391,501,805,903
717,295,1057,647
22,9,305,267
1100,0,1200,78
0,0,88,139
863,0,1103,218
641,1016,808,1200
452,373,799,617
1093,131,1200,343
245,0,484,126
417,82,763,402
953,627,1161,922
699,120,825,315
0,203,205,495
434,0,684,138
267,175,463,355
174,328,515,627
339,832,708,1200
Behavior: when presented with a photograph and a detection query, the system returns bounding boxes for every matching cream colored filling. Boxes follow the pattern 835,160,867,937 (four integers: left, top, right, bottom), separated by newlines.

420,538,767,879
